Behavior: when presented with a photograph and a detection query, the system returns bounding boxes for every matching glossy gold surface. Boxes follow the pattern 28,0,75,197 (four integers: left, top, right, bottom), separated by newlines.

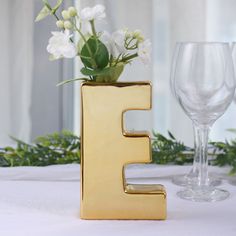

80,82,166,220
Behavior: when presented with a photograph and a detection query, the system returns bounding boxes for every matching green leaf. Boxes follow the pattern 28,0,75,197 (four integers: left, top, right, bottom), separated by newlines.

57,78,90,86
80,67,111,76
168,131,176,140
35,5,51,22
229,166,236,176
42,0,52,10
81,65,124,82
36,0,62,22
1,130,81,167
227,128,236,133
96,65,124,82
80,36,109,69
77,34,90,52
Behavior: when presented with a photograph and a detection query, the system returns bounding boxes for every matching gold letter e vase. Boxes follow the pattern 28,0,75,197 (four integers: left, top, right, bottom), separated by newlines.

80,81,167,220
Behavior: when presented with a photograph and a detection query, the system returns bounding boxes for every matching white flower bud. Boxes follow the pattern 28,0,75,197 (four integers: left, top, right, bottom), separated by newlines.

56,20,64,28
133,30,141,37
62,10,70,20
64,21,73,29
68,6,77,17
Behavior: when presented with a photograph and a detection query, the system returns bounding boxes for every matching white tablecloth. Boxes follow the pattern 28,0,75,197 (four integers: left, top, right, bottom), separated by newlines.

0,164,235,236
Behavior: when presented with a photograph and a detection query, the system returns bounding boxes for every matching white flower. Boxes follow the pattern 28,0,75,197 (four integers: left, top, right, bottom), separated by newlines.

112,30,127,55
138,39,151,65
100,31,112,52
47,30,77,59
80,5,106,35
80,4,106,21
100,30,126,57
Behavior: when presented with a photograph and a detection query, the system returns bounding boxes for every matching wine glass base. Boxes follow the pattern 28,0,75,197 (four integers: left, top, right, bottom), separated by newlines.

177,187,229,202
172,174,221,187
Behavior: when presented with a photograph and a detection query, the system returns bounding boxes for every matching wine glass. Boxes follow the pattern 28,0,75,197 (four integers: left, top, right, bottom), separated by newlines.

171,42,235,201
229,42,236,186
232,42,236,103
170,44,221,187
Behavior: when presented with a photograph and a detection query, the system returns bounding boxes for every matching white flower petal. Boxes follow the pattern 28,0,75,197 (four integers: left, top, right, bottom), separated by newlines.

80,4,106,22
112,30,127,55
100,31,113,54
81,21,93,35
47,31,77,59
138,39,152,65
80,7,94,21
93,4,106,20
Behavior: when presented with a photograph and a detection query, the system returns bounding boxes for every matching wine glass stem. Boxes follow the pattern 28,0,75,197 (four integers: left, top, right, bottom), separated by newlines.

192,125,200,173
193,124,210,186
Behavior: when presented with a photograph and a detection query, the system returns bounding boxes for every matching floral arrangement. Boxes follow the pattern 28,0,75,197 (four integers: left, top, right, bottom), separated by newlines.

36,0,151,84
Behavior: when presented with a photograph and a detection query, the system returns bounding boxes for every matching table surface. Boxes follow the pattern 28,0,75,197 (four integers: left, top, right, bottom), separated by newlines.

0,164,235,236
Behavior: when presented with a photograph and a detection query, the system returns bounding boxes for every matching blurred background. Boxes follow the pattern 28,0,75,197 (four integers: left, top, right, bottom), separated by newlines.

1,0,236,147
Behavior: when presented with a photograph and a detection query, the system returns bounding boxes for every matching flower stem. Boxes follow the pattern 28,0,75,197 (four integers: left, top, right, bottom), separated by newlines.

50,11,74,43
90,20,97,36
73,23,97,68
121,53,138,62
53,12,59,21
